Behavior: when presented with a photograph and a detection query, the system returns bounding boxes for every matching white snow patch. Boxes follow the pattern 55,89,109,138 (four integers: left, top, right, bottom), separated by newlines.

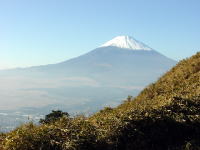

100,36,152,51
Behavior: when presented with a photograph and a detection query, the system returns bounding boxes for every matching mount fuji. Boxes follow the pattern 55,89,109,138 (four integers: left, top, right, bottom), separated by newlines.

0,36,176,130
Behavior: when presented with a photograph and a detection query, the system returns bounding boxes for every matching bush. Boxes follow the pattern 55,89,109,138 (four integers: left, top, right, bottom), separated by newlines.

40,110,69,124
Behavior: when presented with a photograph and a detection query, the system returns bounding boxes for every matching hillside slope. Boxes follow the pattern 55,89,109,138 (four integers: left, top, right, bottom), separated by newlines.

90,52,200,119
120,51,200,110
2,52,200,150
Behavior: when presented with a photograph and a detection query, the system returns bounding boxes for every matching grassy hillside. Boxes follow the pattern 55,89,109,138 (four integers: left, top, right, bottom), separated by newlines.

1,52,200,150
93,52,200,118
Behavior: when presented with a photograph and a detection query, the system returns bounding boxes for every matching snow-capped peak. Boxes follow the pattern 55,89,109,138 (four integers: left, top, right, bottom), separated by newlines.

100,36,152,51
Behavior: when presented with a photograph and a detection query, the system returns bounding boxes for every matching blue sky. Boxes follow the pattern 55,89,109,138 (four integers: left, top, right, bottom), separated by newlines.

0,0,200,69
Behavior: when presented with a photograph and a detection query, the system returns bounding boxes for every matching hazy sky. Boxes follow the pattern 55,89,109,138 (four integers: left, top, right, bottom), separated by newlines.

0,0,200,69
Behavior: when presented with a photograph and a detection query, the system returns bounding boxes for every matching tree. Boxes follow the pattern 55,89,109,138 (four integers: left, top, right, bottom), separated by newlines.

127,95,133,102
39,110,69,124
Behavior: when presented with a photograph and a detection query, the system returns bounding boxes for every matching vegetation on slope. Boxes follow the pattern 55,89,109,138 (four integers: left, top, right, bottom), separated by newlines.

1,52,200,150
121,52,200,110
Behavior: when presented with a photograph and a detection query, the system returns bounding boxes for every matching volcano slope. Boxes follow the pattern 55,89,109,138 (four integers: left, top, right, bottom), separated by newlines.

2,52,200,150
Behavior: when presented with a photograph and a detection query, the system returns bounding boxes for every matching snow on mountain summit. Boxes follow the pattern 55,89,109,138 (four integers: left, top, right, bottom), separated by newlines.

100,36,152,51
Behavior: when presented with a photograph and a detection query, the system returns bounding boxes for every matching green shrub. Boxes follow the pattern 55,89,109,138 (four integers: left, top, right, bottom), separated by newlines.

40,110,69,124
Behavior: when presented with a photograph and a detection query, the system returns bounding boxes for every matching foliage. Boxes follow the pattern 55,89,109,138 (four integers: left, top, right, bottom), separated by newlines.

0,133,5,150
3,117,101,150
39,110,69,124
